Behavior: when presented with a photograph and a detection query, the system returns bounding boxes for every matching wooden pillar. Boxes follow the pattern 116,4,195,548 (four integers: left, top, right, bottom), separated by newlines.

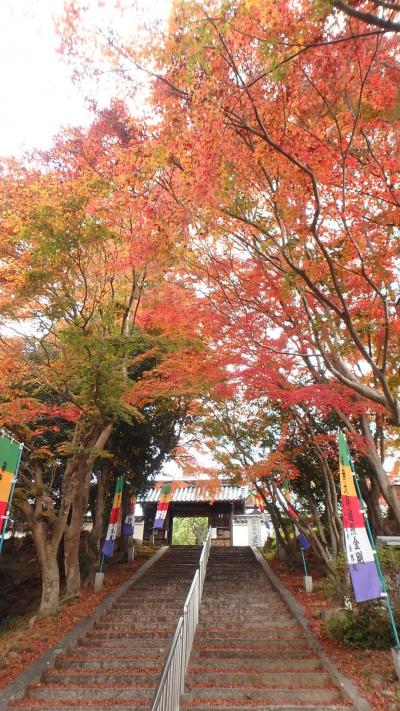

230,501,234,546
167,506,173,545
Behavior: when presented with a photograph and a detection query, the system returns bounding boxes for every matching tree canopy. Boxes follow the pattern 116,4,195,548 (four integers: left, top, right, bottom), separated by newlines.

0,0,399,613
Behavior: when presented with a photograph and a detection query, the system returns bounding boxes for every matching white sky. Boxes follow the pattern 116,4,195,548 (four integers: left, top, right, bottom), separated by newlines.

0,0,171,157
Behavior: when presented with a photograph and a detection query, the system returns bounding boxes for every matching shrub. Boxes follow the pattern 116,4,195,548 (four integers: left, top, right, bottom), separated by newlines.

323,547,400,650
325,604,396,650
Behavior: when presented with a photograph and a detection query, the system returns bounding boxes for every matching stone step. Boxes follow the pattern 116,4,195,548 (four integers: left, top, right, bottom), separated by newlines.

98,607,178,615
55,657,162,670
43,671,160,685
205,571,264,576
191,648,312,659
200,601,285,608
93,615,179,635
102,611,181,620
59,648,161,660
77,638,168,650
121,579,193,586
84,630,171,640
26,686,154,702
123,588,190,594
194,639,311,651
200,604,284,609
116,596,186,604
100,602,174,608
129,573,193,579
189,648,316,662
188,658,322,673
199,611,288,618
204,573,267,577
11,705,149,710
179,707,349,711
203,583,268,588
180,688,342,705
197,613,301,624
86,629,173,639
195,630,303,641
185,671,331,688
96,615,178,624
200,612,289,618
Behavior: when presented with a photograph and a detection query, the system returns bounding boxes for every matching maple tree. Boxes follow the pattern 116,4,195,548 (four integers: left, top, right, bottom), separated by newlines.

0,106,212,615
148,1,400,410
59,2,400,463
144,0,400,523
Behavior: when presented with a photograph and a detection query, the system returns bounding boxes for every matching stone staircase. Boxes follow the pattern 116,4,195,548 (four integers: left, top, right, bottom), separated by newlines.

9,546,201,711
182,546,352,711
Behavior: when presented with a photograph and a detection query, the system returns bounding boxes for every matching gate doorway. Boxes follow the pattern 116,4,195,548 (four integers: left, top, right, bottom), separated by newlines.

171,516,208,545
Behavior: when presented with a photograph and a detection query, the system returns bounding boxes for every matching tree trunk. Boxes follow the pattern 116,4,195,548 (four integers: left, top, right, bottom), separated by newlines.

361,414,400,530
39,546,60,616
16,466,76,617
64,421,113,597
359,476,386,536
304,480,328,546
64,473,91,596
120,484,131,556
30,521,60,616
85,463,111,585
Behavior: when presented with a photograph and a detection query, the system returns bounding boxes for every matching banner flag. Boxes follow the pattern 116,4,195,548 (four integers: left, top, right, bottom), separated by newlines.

0,433,23,536
102,476,124,557
153,484,172,529
298,531,311,550
339,431,383,603
123,495,136,536
251,490,265,513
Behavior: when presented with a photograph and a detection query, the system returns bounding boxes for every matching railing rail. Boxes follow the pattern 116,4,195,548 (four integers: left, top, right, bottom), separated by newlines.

151,617,184,711
150,527,212,711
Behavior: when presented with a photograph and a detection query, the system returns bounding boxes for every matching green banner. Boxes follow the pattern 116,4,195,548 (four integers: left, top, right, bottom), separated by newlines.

0,433,23,541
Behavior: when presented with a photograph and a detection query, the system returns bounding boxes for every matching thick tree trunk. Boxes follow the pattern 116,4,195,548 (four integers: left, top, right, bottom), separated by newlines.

39,547,60,616
64,476,90,596
30,521,60,616
17,468,75,617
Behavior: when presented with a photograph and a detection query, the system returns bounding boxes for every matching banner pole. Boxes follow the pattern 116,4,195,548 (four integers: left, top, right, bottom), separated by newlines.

0,442,24,557
343,433,400,649
300,546,308,577
99,554,105,574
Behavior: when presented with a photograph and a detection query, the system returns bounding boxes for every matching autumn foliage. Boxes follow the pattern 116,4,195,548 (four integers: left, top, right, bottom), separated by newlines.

1,0,400,614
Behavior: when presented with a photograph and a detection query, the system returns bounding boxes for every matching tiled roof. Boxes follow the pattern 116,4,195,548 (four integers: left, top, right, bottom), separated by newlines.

138,482,249,503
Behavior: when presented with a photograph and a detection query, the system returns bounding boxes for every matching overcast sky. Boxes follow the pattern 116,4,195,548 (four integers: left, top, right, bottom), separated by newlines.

0,0,171,157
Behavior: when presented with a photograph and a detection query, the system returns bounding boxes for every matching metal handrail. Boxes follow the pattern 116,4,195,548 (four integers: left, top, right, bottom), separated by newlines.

151,617,184,711
150,527,212,711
